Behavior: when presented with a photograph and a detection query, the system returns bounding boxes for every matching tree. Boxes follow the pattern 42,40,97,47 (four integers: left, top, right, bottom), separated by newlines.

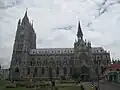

118,60,120,64
112,60,115,64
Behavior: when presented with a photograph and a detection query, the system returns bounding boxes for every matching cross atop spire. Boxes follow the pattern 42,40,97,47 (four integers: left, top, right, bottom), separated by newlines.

77,21,83,40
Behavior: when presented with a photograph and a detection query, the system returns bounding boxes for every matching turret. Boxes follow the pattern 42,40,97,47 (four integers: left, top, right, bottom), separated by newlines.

18,19,21,25
88,41,91,48
9,10,36,80
17,19,21,29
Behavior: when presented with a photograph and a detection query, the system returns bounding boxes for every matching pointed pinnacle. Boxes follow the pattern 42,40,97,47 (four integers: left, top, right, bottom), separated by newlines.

32,20,33,27
25,8,28,16
18,19,21,24
77,21,83,38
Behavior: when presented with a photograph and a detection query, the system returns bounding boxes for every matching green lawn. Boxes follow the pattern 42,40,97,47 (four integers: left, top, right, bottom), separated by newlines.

0,80,33,90
0,87,81,90
0,80,83,90
56,87,81,90
1,87,33,90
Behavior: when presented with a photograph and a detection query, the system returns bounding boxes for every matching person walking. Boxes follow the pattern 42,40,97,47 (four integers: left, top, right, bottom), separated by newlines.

80,84,85,90
90,85,95,90
91,80,94,86
95,85,98,90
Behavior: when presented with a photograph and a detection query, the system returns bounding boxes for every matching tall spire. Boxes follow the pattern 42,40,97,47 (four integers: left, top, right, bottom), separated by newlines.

25,8,28,17
17,19,21,29
77,21,83,40
32,20,33,27
22,8,29,25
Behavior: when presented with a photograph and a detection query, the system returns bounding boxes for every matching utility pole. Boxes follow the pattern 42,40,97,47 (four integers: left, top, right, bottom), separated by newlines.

49,66,53,90
97,60,100,90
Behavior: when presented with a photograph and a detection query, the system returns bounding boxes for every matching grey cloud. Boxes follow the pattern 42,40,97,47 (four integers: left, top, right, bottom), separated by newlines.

1,0,120,68
0,46,12,69
38,35,66,46
95,0,120,17
53,25,75,31
37,37,46,45
102,40,120,58
103,40,120,48
37,33,74,48
0,57,10,68
0,0,22,9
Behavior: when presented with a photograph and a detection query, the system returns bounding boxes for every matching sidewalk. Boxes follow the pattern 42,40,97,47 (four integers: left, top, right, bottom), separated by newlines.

82,81,120,90
106,82,120,88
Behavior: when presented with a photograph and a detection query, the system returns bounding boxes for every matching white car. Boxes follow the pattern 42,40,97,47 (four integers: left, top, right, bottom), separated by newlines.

100,80,104,83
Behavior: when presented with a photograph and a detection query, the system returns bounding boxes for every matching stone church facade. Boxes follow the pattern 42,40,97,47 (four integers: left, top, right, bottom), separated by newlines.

9,11,111,81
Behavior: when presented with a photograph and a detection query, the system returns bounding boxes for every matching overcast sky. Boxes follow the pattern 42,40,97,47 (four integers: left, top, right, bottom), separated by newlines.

0,0,120,68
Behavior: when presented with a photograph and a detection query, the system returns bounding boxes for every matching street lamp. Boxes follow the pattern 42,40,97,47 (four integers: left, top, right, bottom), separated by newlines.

9,67,12,82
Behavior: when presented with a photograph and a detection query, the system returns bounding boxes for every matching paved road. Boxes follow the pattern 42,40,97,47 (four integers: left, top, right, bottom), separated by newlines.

82,82,120,90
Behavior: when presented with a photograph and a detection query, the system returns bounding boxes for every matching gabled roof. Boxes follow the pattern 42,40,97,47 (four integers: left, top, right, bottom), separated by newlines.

108,64,120,68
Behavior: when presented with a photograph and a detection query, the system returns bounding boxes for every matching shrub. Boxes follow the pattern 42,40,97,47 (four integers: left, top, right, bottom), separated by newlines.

55,87,59,90
19,83,26,87
61,76,66,80
60,80,76,84
5,83,16,88
25,84,35,88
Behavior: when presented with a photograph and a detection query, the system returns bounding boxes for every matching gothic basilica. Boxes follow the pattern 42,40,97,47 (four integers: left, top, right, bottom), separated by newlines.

9,11,111,81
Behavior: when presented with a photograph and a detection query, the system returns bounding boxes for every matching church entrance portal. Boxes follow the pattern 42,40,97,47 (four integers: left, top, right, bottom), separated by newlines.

80,65,89,81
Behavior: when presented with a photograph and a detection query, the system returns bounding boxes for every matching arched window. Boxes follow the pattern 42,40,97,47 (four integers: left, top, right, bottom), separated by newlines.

43,60,46,65
63,67,67,75
27,67,30,75
30,61,32,66
101,66,104,71
56,67,59,75
49,67,52,77
41,67,44,75
15,67,19,72
81,65,89,74
33,67,37,77
39,61,41,65
69,60,73,65
33,60,35,66
70,67,72,74
56,60,59,64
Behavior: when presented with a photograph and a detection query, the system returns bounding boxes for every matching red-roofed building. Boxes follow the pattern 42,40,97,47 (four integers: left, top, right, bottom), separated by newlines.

103,64,120,83
108,64,120,68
